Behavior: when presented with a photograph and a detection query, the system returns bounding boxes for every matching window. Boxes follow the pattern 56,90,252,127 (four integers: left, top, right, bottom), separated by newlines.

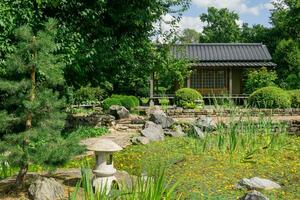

191,69,226,89
215,70,225,88
203,70,214,88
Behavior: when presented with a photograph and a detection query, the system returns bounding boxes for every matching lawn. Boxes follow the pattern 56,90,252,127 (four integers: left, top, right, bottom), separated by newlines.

112,135,299,199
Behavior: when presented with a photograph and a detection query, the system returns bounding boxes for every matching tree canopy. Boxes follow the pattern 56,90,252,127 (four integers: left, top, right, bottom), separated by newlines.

199,7,240,43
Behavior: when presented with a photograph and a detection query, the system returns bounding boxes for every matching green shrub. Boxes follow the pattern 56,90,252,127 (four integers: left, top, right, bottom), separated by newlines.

248,86,291,108
70,126,108,139
111,94,139,110
74,85,104,104
102,97,122,110
288,90,300,108
175,88,203,109
244,67,278,94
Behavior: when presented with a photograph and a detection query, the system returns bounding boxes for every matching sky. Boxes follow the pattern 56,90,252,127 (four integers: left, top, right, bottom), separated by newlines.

175,0,275,33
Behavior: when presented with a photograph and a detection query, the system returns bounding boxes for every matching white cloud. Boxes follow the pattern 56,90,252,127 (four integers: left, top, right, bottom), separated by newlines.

192,0,272,16
178,16,205,32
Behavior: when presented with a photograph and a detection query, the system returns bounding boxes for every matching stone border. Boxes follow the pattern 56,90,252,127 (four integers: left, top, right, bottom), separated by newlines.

164,108,300,118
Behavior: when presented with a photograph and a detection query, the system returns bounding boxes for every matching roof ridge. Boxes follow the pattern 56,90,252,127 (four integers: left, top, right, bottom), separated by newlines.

174,43,263,46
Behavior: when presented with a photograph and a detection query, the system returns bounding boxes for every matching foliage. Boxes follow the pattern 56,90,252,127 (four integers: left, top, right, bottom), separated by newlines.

175,88,203,108
74,85,105,105
199,7,240,43
0,20,81,186
69,126,108,139
244,67,278,94
248,86,291,108
178,28,200,43
288,90,300,108
156,45,191,93
69,167,179,200
273,39,300,89
102,97,122,111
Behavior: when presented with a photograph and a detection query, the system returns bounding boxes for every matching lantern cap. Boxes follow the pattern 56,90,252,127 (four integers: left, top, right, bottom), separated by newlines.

87,139,122,152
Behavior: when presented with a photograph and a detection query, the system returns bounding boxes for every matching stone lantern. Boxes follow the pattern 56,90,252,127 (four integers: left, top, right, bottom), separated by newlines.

87,139,122,193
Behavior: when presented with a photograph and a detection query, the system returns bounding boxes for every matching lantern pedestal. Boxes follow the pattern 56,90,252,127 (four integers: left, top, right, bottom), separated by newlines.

87,139,122,193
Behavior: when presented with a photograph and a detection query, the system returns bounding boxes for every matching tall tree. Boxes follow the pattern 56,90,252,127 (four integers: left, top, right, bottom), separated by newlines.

179,28,200,43
199,7,241,43
270,0,300,88
0,19,81,188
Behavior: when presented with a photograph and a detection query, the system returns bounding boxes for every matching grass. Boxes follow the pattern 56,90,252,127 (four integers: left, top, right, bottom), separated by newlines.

112,136,299,199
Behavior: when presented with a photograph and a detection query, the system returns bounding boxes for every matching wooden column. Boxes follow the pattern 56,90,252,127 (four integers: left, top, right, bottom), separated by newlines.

229,68,233,96
186,76,191,88
149,72,154,106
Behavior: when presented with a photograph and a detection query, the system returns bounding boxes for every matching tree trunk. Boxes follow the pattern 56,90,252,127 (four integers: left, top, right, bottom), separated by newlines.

18,37,36,188
25,65,36,129
15,164,28,189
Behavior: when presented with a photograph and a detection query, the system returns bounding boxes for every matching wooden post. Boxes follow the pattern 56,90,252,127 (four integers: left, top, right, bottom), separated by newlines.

186,76,191,88
229,68,233,96
149,72,154,106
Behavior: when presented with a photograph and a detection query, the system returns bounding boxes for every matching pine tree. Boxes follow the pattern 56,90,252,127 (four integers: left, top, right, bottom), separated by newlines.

0,19,82,188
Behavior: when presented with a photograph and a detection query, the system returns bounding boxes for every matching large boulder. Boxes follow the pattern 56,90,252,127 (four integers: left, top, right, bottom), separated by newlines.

236,177,281,190
141,121,164,141
239,190,269,200
131,136,150,145
164,125,186,137
149,109,174,128
194,116,217,131
28,177,64,200
109,105,129,119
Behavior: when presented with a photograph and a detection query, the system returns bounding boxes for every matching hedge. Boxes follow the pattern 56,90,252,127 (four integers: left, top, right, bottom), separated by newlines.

175,88,203,109
248,86,291,108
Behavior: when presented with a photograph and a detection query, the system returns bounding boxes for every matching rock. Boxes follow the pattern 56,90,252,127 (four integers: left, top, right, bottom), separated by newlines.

194,116,217,131
115,170,135,190
191,125,205,138
109,105,129,119
239,190,269,200
141,121,164,141
131,116,146,124
131,136,150,145
46,168,82,187
164,125,186,137
149,109,174,128
28,177,64,200
236,177,281,190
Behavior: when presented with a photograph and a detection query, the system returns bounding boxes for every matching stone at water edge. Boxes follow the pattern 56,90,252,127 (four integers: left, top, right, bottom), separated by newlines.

109,105,129,119
239,190,269,200
164,125,186,137
28,177,64,200
141,121,164,141
194,116,217,131
236,177,281,190
149,109,174,128
131,136,150,145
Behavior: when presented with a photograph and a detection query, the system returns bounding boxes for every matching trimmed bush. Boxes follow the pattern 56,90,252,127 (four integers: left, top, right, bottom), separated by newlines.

111,94,139,110
248,86,291,108
102,97,122,110
288,90,300,108
175,88,203,108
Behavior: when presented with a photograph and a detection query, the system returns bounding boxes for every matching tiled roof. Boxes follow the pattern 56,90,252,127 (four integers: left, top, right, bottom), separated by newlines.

190,62,276,67
171,43,273,62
